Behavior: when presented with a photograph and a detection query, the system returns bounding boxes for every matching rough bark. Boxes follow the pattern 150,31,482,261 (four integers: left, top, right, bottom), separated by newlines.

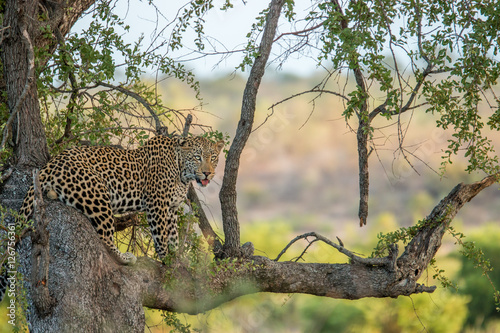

2,0,50,168
143,173,499,306
219,0,286,257
1,169,146,332
1,0,95,168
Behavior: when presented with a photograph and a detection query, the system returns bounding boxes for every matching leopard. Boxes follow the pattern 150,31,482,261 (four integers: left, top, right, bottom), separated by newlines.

14,135,224,266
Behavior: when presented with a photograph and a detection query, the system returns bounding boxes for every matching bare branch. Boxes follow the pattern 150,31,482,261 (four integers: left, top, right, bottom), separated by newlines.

274,231,397,267
397,173,500,282
182,114,193,137
253,89,348,133
96,81,163,131
187,184,223,254
273,22,325,42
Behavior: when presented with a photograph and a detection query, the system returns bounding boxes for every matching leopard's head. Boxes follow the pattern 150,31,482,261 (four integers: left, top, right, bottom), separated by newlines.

178,136,224,187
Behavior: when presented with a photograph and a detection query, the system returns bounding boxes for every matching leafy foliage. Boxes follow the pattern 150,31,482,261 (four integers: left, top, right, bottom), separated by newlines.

372,218,500,320
161,311,200,333
265,0,500,175
36,1,206,155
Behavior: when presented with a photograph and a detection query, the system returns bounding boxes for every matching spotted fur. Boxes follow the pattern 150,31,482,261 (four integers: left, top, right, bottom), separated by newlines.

18,135,224,264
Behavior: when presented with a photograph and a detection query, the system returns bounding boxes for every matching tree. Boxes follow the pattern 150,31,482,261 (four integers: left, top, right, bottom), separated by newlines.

0,0,498,331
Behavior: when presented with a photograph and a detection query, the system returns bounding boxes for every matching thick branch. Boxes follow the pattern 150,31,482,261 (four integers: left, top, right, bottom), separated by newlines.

31,169,56,316
2,0,94,168
1,0,51,168
394,174,500,292
219,0,286,257
141,256,411,314
357,124,369,226
8,171,494,331
144,175,498,312
0,24,34,150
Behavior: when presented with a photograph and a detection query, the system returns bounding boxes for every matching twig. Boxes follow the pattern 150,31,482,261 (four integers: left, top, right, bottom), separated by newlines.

274,231,397,267
96,81,163,131
0,167,13,183
273,22,324,42
253,89,349,133
293,238,320,262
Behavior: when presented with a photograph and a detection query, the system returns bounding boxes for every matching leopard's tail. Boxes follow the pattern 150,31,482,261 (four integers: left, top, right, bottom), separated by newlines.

0,186,35,302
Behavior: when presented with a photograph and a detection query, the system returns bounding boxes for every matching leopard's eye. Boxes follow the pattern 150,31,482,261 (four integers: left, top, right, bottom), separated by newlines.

194,155,202,161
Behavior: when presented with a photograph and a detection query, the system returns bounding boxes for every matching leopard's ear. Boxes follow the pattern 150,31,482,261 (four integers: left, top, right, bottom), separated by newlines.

216,140,224,152
178,137,193,151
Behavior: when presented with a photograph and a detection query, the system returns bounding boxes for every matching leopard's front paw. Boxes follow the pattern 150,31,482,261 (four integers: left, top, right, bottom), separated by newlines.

120,252,137,265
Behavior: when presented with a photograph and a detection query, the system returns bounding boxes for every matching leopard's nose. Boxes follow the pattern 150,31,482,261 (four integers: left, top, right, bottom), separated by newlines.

203,172,211,178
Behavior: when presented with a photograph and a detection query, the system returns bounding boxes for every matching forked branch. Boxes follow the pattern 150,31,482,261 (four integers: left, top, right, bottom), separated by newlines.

274,231,398,268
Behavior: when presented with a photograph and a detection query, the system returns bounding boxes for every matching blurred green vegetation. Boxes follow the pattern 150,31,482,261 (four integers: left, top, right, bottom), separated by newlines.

457,224,500,329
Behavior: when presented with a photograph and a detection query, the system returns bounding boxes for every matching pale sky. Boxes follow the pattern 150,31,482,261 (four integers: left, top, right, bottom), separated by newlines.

73,0,318,78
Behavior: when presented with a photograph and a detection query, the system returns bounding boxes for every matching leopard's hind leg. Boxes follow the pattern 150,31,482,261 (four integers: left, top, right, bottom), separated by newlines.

55,169,137,265
87,208,137,265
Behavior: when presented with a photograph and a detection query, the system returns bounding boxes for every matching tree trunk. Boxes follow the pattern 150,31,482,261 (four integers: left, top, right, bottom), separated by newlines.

1,169,146,332
1,0,96,168
2,0,50,168
219,0,286,257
